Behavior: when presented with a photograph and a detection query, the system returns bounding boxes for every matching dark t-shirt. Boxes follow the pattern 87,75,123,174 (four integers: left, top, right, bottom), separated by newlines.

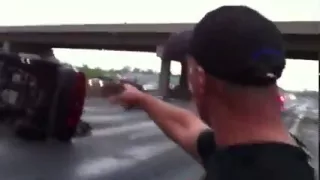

197,130,315,180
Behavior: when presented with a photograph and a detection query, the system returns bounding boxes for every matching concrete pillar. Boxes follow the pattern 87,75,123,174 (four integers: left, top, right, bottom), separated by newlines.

176,60,191,100
2,41,11,53
179,61,188,89
156,45,164,58
318,52,320,77
158,59,171,98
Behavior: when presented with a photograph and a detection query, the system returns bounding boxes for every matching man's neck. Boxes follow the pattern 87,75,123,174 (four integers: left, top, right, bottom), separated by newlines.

209,111,294,147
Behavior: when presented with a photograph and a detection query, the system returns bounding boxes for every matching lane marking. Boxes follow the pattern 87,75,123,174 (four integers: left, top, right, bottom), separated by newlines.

83,106,121,113
76,157,136,178
289,115,303,135
129,128,163,140
123,141,176,160
75,121,157,139
75,141,177,178
82,112,147,123
289,103,309,135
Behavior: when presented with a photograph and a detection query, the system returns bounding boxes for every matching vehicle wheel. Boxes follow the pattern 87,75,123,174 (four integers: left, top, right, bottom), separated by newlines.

14,120,47,141
55,127,76,143
56,137,72,143
56,132,74,142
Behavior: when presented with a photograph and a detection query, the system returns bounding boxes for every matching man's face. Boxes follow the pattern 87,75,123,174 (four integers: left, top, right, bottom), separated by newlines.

186,56,209,122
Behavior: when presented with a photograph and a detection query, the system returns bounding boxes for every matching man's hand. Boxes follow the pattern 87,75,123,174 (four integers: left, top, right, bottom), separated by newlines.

108,84,144,109
107,84,210,163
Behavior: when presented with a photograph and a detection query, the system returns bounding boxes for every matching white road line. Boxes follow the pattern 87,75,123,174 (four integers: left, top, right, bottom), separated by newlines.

78,121,157,138
289,113,305,135
83,106,106,112
289,102,311,135
82,112,147,123
129,128,163,140
75,141,177,178
294,104,309,114
123,141,176,160
83,106,120,113
289,118,302,135
76,157,136,178
285,103,298,110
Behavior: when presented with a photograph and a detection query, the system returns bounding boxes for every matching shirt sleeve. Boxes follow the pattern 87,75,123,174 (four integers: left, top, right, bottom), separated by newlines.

196,129,217,166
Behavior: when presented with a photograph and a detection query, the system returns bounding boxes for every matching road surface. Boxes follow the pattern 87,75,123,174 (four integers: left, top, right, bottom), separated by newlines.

0,94,318,180
282,96,319,176
0,98,204,180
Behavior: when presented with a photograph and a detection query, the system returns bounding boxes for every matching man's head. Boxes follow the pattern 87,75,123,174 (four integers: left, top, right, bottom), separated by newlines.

164,6,286,124
187,6,286,123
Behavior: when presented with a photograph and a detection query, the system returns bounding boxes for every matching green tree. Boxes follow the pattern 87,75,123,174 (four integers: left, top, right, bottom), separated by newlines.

120,66,131,73
76,64,158,79
78,65,105,78
132,68,141,73
145,69,154,74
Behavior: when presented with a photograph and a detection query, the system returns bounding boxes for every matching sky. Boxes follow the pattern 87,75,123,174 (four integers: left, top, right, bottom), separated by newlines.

0,0,319,91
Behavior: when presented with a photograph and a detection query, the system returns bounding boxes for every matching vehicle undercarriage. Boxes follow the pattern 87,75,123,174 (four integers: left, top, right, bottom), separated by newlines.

0,52,87,142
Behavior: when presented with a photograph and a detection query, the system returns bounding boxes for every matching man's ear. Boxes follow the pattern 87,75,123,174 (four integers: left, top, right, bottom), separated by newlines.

196,65,205,95
186,56,205,96
186,60,194,94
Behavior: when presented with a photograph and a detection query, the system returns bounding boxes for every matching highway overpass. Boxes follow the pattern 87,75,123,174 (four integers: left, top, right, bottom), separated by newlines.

0,22,319,98
0,21,319,60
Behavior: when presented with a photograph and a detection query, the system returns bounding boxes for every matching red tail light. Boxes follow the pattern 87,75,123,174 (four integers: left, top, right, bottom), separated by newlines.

279,95,285,111
279,95,285,102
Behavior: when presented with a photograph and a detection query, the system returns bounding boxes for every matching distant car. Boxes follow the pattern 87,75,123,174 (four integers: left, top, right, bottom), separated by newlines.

87,78,104,88
279,93,285,111
142,82,158,91
279,90,297,112
119,79,144,91
92,76,144,91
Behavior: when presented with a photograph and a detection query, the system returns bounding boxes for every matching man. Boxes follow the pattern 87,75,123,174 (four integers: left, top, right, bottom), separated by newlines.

109,6,315,180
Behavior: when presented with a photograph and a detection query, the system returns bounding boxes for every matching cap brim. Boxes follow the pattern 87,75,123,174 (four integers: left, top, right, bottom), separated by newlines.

161,30,193,61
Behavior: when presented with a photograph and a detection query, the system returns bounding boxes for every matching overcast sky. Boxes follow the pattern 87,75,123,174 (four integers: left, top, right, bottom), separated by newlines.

0,0,318,91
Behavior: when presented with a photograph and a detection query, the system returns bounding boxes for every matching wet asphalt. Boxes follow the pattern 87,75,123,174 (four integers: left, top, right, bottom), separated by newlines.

0,93,318,180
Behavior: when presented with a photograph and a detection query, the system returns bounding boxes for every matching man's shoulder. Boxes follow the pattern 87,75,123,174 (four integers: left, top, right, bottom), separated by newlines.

204,143,315,180
196,129,216,165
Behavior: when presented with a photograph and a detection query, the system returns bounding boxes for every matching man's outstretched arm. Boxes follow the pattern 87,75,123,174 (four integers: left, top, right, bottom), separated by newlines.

137,93,209,162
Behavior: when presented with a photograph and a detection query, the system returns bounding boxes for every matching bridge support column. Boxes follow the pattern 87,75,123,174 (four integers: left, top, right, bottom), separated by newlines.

179,61,188,89
158,59,171,98
176,61,191,100
2,41,11,53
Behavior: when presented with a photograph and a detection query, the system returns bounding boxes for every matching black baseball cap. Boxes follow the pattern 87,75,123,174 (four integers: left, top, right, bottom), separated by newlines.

162,30,193,61
163,6,286,86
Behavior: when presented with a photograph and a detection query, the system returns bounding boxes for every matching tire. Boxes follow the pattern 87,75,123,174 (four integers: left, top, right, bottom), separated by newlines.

55,127,75,143
53,69,85,143
14,121,47,141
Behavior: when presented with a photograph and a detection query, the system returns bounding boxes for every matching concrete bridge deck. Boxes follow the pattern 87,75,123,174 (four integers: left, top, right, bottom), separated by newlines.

0,22,319,60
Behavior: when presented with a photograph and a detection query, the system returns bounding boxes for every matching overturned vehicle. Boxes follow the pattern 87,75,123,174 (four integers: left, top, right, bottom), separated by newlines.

0,52,87,142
